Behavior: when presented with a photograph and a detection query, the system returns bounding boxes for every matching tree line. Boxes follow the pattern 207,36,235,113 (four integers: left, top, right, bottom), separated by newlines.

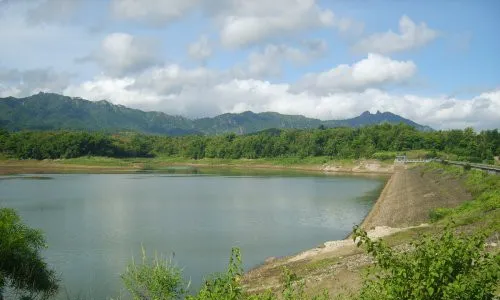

0,124,499,162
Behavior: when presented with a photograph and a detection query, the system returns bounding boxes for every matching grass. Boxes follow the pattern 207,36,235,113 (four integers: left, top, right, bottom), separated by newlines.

424,163,500,232
56,156,138,167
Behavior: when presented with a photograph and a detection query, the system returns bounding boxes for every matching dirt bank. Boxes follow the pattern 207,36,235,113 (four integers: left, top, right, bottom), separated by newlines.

361,165,471,229
242,165,472,296
0,159,393,175
0,160,138,175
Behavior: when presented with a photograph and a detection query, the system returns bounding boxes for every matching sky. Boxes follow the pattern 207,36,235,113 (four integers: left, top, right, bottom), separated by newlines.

0,0,499,130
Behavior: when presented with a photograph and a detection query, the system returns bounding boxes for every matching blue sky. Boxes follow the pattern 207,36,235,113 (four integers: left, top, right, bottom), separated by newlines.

0,0,499,129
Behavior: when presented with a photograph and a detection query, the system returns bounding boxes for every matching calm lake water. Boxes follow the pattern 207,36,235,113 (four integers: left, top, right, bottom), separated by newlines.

0,170,385,299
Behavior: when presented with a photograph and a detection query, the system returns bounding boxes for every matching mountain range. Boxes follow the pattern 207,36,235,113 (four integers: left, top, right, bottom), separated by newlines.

0,93,433,135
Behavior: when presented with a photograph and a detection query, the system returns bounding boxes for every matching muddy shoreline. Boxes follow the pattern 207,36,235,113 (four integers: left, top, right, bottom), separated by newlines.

0,159,394,175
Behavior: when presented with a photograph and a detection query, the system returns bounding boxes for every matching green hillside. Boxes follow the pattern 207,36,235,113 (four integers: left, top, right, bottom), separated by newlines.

0,93,433,135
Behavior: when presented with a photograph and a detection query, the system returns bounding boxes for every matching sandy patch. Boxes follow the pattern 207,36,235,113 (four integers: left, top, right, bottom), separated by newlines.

288,224,428,262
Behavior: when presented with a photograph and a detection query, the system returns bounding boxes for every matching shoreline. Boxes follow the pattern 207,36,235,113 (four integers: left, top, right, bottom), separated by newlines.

358,168,398,231
0,158,394,176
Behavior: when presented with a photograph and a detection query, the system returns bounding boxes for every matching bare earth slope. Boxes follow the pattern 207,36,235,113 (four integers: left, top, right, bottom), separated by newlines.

361,165,471,229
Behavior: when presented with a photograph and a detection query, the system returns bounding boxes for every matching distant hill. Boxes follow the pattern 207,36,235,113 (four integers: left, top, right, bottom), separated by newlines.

323,110,433,132
0,93,433,135
0,93,197,135
193,111,323,135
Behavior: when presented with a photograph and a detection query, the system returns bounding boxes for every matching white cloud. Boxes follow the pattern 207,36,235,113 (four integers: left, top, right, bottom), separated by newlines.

63,76,163,108
110,0,200,25
188,35,212,62
235,41,327,78
294,53,416,94
0,68,73,97
353,15,439,54
62,62,500,130
132,65,219,95
218,0,361,48
79,33,160,76
110,0,362,48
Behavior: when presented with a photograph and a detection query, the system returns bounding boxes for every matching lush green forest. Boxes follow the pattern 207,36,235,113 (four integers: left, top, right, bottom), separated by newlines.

0,124,498,163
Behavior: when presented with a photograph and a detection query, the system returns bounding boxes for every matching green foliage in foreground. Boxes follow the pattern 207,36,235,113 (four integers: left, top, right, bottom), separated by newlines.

121,248,329,300
353,225,499,300
0,208,59,300
121,226,499,300
121,247,188,300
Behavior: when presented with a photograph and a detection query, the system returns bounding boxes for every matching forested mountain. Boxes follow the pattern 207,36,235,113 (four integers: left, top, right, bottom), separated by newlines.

0,93,197,135
193,111,324,135
324,111,433,131
0,93,433,135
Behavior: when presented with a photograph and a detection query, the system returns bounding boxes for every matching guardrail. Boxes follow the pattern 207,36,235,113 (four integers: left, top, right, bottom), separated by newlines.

393,158,500,174
441,160,500,174
394,159,434,163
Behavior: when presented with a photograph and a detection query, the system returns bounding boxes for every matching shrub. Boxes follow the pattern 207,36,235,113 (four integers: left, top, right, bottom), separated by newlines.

352,225,499,300
0,208,59,300
429,207,453,222
121,247,188,300
187,248,244,300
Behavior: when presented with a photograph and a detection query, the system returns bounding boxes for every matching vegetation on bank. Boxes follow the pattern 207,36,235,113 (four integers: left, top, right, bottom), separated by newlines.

116,222,499,300
0,124,499,163
426,163,500,231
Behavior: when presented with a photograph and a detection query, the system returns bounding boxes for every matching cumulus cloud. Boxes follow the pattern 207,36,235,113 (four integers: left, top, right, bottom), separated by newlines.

234,41,327,78
110,0,200,25
218,0,361,48
78,33,161,76
353,15,439,54
132,65,220,95
110,0,362,48
294,53,416,94
0,68,72,97
188,35,212,62
62,61,500,130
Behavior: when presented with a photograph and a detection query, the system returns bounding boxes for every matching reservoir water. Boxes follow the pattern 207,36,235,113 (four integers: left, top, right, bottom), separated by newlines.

0,170,385,299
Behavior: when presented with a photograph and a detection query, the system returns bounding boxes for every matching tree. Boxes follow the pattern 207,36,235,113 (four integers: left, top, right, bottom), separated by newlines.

0,208,59,300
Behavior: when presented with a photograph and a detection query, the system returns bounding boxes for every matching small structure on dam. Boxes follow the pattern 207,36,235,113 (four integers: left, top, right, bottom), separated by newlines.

394,155,433,164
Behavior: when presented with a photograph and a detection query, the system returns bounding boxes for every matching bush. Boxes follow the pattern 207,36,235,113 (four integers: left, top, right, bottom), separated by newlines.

0,208,59,300
121,247,188,300
429,207,453,222
187,248,244,300
352,225,500,300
